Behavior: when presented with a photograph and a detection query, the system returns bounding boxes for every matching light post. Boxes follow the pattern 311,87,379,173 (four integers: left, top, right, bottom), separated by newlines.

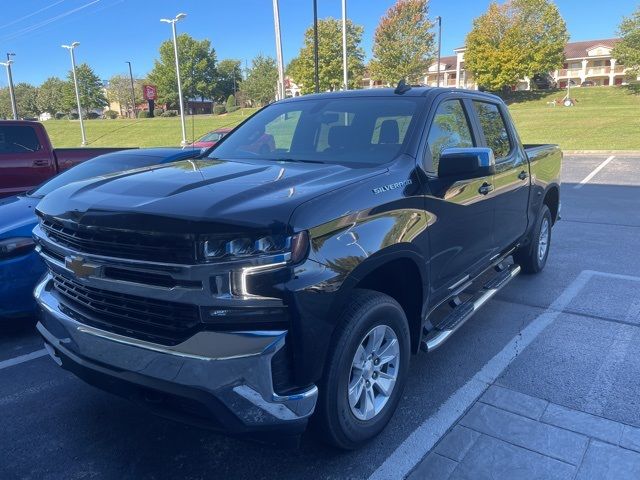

436,16,442,87
272,0,285,100
125,61,137,118
341,0,348,90
62,42,87,146
160,13,187,146
2,53,18,119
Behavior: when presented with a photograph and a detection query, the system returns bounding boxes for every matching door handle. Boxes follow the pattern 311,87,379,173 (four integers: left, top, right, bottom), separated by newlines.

478,182,494,195
518,170,529,180
32,159,49,167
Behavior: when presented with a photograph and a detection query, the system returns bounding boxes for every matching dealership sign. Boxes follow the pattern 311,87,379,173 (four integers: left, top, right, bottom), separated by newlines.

143,85,158,101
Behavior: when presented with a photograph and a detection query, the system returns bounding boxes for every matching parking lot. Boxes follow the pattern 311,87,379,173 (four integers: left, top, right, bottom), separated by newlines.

1,154,639,480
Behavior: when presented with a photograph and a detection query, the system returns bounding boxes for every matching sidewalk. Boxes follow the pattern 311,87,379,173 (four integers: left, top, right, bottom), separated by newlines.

408,385,640,479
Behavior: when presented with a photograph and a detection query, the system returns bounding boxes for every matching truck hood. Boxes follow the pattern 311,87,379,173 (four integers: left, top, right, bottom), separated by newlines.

0,194,39,238
36,158,384,235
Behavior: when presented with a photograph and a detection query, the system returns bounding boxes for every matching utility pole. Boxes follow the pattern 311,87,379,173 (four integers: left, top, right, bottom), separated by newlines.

341,0,348,90
4,53,17,119
160,13,188,146
61,42,87,146
125,61,137,119
272,0,286,100
436,16,442,88
313,0,319,93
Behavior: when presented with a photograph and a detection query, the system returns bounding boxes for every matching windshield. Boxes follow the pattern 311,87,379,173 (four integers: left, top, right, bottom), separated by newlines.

29,153,164,198
209,96,422,166
199,131,226,143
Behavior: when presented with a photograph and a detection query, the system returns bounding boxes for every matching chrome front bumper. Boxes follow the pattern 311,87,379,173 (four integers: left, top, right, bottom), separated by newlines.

35,275,317,434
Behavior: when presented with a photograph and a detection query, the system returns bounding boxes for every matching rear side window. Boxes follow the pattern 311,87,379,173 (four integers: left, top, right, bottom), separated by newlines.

472,101,512,159
0,126,42,154
426,100,474,172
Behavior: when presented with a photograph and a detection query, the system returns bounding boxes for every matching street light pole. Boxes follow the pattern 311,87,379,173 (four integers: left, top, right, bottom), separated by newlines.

161,13,187,146
313,0,319,93
5,53,17,119
272,0,286,100
341,0,348,90
125,61,137,119
62,42,87,146
436,16,442,88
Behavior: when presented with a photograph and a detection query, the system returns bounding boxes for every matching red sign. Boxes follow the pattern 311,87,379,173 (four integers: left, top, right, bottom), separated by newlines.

143,84,157,101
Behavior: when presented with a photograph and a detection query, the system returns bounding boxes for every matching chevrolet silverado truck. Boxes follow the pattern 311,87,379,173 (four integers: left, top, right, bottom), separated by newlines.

33,86,561,449
0,121,132,198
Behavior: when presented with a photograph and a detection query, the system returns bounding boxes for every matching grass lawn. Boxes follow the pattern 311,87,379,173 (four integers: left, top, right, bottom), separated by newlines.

43,108,258,148
43,86,639,151
505,85,640,150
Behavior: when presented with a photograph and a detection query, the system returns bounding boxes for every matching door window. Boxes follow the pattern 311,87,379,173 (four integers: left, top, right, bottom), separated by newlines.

426,99,474,172
0,126,42,154
472,101,512,160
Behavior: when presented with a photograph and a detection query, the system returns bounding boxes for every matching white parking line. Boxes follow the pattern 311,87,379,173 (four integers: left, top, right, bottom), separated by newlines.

574,155,615,189
0,348,47,371
369,270,640,480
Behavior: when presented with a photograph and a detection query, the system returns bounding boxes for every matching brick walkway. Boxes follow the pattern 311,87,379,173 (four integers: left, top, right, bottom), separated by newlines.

408,385,640,479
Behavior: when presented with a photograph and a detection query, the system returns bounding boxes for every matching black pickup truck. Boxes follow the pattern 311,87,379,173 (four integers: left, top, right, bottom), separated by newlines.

33,87,561,449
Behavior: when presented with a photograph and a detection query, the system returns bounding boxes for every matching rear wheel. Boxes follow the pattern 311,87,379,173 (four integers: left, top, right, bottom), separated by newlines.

314,289,410,450
514,205,552,274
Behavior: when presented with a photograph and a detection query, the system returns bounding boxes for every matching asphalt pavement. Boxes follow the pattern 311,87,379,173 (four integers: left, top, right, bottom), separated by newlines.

1,154,639,480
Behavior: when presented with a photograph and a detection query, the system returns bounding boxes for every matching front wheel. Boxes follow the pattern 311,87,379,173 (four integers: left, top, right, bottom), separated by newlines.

514,205,552,274
314,290,410,450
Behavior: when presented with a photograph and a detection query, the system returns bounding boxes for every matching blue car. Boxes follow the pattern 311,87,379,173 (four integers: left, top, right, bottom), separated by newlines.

0,148,203,320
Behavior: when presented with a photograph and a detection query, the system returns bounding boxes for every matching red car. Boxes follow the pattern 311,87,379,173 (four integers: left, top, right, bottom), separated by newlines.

191,127,232,148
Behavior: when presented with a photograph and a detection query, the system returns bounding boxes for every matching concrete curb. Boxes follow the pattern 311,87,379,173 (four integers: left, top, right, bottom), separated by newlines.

564,150,640,156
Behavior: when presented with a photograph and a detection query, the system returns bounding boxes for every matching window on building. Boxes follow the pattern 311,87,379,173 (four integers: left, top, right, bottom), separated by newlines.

426,99,474,172
472,101,512,160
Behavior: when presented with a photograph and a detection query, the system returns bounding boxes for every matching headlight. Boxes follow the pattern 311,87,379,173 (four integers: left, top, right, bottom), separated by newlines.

0,237,36,260
200,232,308,263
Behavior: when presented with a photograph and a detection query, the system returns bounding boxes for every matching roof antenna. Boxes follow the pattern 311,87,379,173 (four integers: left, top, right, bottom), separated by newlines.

394,79,411,94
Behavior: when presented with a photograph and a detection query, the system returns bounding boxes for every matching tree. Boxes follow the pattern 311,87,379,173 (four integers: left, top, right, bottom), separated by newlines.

148,34,218,107
370,0,436,84
105,74,144,117
612,5,640,77
464,0,568,91
217,59,242,100
226,94,236,110
64,63,108,113
241,54,278,106
287,17,365,93
37,77,70,115
14,83,40,118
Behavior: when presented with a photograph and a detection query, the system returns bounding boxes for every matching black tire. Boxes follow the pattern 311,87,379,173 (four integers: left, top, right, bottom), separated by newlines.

314,289,410,450
514,205,552,274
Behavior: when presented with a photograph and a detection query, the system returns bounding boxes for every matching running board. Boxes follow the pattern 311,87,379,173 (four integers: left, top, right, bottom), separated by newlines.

420,263,521,353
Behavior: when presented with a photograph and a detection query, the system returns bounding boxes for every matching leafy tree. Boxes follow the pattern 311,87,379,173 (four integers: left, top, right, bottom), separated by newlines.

226,94,236,110
106,74,144,117
241,54,278,106
64,63,108,114
287,17,365,93
217,59,242,100
612,5,640,76
465,0,568,91
370,0,436,84
37,77,70,115
14,83,40,118
148,34,218,107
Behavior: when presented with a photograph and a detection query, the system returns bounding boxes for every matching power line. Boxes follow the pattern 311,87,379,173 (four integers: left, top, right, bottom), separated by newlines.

0,0,66,31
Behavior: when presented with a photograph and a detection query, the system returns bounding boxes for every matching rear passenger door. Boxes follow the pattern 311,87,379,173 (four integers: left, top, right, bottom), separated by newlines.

470,101,529,249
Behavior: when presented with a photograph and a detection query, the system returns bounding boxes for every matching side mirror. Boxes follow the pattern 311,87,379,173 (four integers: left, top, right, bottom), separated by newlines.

437,147,496,179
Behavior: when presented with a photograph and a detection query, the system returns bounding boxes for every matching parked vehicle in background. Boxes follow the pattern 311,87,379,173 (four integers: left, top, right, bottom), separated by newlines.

0,148,203,321
191,127,232,148
581,80,595,87
34,87,561,449
532,73,557,90
0,121,133,199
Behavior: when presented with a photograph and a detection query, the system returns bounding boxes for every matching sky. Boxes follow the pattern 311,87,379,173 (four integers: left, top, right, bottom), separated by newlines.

0,0,637,87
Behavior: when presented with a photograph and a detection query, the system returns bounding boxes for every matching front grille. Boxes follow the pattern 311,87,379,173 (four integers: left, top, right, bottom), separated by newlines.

51,273,201,345
41,217,196,264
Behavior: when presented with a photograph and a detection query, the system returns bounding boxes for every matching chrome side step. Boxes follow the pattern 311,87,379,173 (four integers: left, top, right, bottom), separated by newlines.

420,263,521,353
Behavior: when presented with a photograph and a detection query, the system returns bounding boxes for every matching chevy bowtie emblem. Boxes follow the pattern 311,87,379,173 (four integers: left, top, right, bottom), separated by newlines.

64,255,98,278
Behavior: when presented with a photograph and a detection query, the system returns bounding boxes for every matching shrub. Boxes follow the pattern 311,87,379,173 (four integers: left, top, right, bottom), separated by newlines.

226,105,240,113
137,110,151,118
153,108,164,117
226,95,236,111
86,112,100,120
213,104,226,115
69,112,79,120
104,110,119,119
161,109,178,117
